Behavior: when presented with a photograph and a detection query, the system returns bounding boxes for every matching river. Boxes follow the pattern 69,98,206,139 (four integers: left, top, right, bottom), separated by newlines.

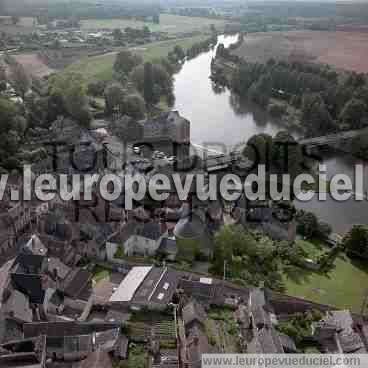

172,34,368,234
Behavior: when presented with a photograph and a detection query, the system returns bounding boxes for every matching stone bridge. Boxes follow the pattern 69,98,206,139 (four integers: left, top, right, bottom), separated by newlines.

298,127,368,149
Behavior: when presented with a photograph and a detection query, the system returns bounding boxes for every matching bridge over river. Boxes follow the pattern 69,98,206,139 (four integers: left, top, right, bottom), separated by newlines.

298,127,368,148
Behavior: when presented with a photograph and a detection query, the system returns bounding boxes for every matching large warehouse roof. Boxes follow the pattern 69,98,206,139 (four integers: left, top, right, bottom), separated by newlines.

109,266,152,302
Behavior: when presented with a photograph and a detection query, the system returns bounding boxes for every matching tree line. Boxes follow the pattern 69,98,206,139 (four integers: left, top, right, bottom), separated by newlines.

213,49,368,140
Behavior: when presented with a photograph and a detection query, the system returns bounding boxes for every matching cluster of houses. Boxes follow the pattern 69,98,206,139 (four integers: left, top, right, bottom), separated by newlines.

0,112,367,366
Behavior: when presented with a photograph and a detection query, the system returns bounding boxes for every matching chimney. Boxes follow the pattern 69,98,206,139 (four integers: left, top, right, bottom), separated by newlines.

53,268,58,281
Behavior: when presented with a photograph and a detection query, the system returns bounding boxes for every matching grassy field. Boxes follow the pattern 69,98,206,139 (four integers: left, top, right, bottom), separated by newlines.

80,14,225,34
284,251,368,313
66,34,208,82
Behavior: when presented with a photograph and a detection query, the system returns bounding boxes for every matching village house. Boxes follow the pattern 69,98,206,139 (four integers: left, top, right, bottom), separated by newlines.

0,335,47,368
313,310,368,354
23,321,123,362
109,266,179,311
106,221,165,260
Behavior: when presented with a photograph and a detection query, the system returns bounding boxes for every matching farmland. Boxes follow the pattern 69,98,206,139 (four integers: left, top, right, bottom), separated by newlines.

66,34,208,82
232,30,368,73
13,53,54,78
80,14,226,34
0,16,35,35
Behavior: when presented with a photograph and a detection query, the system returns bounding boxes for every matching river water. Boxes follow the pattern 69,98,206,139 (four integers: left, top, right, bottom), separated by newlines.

172,34,368,233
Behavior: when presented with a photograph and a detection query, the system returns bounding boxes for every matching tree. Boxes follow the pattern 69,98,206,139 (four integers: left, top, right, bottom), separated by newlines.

8,59,31,100
212,225,285,292
131,62,173,106
352,133,368,159
142,25,151,38
143,62,156,107
339,98,367,129
243,133,273,166
301,93,335,136
0,97,23,171
112,28,124,41
0,64,6,93
114,50,142,76
173,45,185,60
296,210,318,239
343,225,368,259
104,83,125,116
124,94,146,119
48,72,91,127
87,80,107,97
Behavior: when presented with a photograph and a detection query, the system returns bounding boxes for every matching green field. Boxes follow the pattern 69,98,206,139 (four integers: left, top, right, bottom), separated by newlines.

66,34,208,82
284,253,368,313
80,14,225,34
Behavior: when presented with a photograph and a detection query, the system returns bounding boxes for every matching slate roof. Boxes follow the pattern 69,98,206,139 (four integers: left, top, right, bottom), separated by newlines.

13,253,45,275
23,322,120,339
278,332,297,353
315,310,367,353
2,290,33,323
47,257,71,280
115,334,128,359
0,335,46,368
182,301,207,327
136,221,162,241
158,237,177,256
250,288,271,328
95,327,120,352
174,214,204,240
60,268,92,299
179,278,216,302
11,273,45,304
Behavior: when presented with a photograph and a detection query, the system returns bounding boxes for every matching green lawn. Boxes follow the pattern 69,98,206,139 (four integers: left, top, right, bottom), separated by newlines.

92,266,111,282
66,35,207,82
80,14,226,34
284,253,368,313
297,239,327,260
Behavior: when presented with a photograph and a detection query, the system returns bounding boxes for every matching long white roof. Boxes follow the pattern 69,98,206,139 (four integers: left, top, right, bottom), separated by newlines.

109,266,152,302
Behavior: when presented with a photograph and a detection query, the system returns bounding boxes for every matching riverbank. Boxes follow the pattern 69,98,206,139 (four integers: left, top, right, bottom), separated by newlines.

172,33,368,234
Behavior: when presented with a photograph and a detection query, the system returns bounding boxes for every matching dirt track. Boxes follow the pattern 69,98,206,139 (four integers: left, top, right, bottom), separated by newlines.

232,31,368,73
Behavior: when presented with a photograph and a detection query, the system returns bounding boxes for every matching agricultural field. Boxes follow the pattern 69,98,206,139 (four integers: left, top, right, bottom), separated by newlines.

66,34,208,82
232,31,368,73
80,14,226,34
283,250,368,313
0,16,35,35
12,53,54,78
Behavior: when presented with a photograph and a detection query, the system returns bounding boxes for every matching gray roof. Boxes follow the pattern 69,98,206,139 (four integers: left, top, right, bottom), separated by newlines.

278,332,297,352
47,257,71,280
136,222,162,240
182,301,207,327
2,290,33,323
60,268,92,299
174,214,204,239
158,237,177,255
23,322,120,339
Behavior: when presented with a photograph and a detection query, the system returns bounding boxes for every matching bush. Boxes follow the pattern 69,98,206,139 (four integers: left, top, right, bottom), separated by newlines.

124,94,146,119
268,103,286,118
